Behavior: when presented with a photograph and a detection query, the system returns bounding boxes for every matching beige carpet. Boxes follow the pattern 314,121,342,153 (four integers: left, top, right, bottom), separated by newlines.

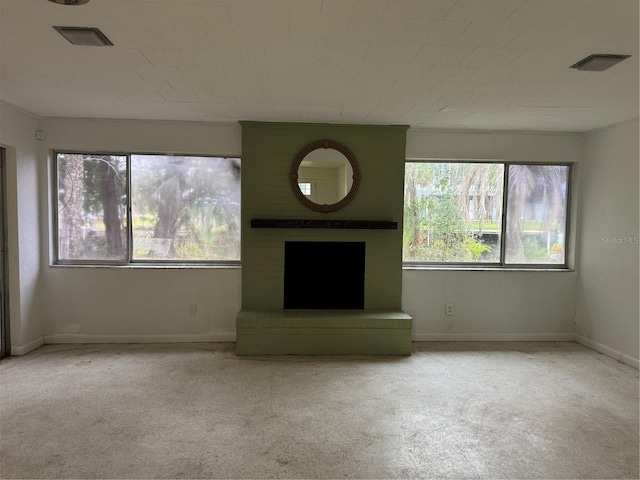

0,341,638,479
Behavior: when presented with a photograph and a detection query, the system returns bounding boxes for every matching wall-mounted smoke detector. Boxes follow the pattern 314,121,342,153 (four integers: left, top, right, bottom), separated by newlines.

53,26,113,46
48,0,90,5
570,54,631,72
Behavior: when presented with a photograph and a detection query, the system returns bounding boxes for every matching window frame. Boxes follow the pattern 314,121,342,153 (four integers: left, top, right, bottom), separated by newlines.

402,159,572,270
52,150,241,267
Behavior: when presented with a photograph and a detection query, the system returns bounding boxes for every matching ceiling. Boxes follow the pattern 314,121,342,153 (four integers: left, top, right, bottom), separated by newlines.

0,0,638,132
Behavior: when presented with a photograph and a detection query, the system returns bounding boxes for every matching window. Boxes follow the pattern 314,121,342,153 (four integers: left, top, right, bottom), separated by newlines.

403,162,570,267
57,154,128,262
298,182,311,196
55,153,241,264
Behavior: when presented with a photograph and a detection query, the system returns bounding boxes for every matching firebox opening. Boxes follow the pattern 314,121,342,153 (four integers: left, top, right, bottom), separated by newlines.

284,241,365,309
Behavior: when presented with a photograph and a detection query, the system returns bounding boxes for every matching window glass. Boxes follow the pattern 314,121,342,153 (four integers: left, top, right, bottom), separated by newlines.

298,182,311,195
57,154,127,261
131,155,241,261
55,152,240,264
505,165,569,264
404,161,570,267
403,162,503,263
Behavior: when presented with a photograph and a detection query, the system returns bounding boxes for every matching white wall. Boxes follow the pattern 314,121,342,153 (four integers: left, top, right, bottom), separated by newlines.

39,120,586,342
403,270,577,339
6,114,624,350
575,119,639,365
45,267,241,342
403,128,584,339
406,128,585,163
40,117,242,343
0,101,44,353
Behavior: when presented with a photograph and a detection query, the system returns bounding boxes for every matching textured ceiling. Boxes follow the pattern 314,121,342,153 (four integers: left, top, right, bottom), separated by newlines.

0,0,638,132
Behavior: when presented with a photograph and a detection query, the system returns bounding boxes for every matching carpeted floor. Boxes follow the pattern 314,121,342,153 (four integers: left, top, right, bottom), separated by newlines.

0,341,638,479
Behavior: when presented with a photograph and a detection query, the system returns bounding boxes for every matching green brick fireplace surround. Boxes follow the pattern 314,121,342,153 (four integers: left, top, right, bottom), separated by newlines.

237,122,412,355
236,309,412,355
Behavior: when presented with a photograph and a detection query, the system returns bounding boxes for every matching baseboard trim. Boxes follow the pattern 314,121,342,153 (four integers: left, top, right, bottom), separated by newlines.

574,334,639,369
10,336,45,356
43,333,237,344
25,333,640,369
412,333,575,342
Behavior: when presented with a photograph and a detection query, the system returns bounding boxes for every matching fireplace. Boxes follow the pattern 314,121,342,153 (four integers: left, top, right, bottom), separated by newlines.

236,122,412,355
284,241,365,309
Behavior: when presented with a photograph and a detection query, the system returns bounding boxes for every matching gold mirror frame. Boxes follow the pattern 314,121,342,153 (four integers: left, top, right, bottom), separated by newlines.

289,139,362,213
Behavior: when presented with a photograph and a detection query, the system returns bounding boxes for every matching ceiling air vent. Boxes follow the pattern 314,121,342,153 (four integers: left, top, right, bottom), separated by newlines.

53,26,113,46
570,54,631,71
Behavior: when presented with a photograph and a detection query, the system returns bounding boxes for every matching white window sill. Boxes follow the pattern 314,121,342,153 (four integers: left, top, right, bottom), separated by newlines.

50,263,241,270
403,265,574,272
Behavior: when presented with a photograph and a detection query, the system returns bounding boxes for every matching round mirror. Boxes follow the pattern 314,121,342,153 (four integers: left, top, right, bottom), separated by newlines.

289,139,361,213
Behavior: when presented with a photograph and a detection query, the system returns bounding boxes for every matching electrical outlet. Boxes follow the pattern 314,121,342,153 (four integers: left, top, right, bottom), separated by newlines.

445,304,454,316
189,304,197,315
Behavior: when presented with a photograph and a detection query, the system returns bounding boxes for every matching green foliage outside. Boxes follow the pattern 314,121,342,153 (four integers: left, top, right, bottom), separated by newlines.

404,166,492,262
57,154,240,262
403,162,568,264
131,155,241,261
522,237,548,261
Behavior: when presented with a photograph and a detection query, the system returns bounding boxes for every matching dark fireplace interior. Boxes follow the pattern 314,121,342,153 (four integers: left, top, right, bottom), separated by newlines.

284,241,365,309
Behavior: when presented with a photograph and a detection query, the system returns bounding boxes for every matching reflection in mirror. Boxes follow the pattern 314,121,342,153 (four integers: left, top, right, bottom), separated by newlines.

289,139,361,213
297,148,353,205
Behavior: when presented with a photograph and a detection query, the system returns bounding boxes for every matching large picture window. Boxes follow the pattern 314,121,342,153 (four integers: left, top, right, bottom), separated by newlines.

55,153,241,264
403,161,570,267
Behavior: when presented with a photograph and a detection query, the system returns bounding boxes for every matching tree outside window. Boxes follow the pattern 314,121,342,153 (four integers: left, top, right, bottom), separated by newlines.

56,153,240,264
403,161,569,266
57,154,127,261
